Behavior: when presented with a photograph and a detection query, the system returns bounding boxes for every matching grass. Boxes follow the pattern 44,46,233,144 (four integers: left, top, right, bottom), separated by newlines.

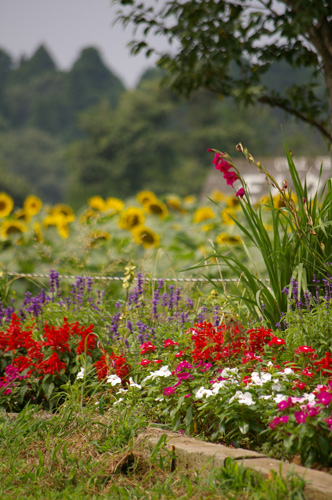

0,401,307,500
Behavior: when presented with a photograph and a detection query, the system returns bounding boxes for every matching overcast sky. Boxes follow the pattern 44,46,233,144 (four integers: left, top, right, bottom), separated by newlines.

0,0,166,88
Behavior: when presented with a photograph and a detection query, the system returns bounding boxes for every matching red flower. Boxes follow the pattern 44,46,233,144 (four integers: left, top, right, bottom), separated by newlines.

163,339,179,348
36,352,66,375
140,342,156,355
139,359,151,366
95,352,131,383
314,352,332,375
268,336,286,347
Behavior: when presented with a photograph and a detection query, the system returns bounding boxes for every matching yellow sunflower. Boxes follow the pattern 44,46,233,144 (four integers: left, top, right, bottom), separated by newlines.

183,195,196,206
56,221,69,239
43,214,64,229
88,196,106,212
210,190,227,203
165,195,186,213
33,222,44,243
0,192,14,218
221,209,237,225
14,209,31,223
193,207,216,224
87,230,111,248
225,196,241,210
136,190,158,206
1,219,27,239
80,208,98,224
50,204,75,223
105,197,124,214
216,233,241,245
132,226,160,249
118,207,145,231
144,199,168,218
24,195,42,216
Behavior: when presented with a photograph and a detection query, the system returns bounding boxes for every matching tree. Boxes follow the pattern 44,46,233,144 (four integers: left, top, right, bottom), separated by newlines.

65,47,125,113
114,0,332,146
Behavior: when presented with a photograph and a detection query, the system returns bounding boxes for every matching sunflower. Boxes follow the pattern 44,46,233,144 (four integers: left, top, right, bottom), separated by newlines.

87,230,111,248
14,209,31,223
210,190,227,203
24,195,42,216
118,207,145,230
165,195,186,213
144,199,168,218
1,219,27,239
80,208,98,224
136,190,158,206
88,196,106,212
105,197,124,214
132,226,160,249
202,223,215,232
221,209,237,225
56,221,69,239
0,192,14,218
33,222,44,243
183,195,196,206
193,207,216,224
43,214,64,229
216,233,241,245
225,195,241,210
50,204,75,223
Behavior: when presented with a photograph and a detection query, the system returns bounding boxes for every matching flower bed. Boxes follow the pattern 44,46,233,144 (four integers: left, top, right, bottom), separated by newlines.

0,271,331,469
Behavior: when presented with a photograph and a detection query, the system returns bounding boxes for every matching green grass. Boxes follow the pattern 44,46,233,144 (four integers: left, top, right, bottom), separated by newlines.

0,402,307,500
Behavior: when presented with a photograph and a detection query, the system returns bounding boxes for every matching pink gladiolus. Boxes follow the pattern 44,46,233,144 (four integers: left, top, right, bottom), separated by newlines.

235,188,245,198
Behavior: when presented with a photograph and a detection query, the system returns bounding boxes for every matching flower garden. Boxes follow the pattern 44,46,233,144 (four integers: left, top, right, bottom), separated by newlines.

1,144,332,488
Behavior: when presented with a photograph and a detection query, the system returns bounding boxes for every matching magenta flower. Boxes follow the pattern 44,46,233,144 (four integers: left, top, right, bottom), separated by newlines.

269,415,288,429
163,386,177,397
277,397,293,411
224,171,239,187
235,187,245,199
176,360,193,371
316,390,332,406
176,372,194,381
294,410,308,423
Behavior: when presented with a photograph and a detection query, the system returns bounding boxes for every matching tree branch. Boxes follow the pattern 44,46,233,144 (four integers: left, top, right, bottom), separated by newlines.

257,94,332,142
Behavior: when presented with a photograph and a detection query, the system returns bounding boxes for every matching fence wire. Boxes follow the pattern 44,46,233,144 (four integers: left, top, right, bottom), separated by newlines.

4,271,270,284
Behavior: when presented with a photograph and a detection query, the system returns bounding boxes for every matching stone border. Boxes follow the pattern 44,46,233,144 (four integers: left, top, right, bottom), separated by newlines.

145,429,332,500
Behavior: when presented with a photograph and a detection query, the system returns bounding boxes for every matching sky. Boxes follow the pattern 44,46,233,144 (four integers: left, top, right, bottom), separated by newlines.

0,0,166,88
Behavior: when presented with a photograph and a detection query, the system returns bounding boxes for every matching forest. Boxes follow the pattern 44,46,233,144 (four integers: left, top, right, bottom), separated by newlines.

0,44,327,208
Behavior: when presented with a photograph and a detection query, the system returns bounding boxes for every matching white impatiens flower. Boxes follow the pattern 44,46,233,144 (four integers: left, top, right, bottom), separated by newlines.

106,374,122,386
272,381,282,392
117,388,127,394
143,365,172,381
129,377,142,389
273,394,288,404
250,371,272,386
221,367,239,378
212,380,228,394
76,367,85,380
195,386,214,399
260,395,272,400
281,367,295,377
230,391,255,406
113,398,124,405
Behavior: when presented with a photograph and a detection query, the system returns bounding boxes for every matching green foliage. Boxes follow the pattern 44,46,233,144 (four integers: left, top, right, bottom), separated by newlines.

205,142,332,327
115,0,332,144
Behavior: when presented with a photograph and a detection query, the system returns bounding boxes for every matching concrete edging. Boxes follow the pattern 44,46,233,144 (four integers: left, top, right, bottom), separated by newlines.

145,429,332,500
